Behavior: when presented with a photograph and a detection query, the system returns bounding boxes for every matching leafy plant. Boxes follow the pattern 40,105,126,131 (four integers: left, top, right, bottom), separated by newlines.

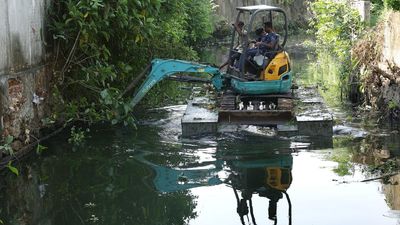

68,126,90,145
48,0,214,127
309,0,364,102
36,144,48,155
0,136,14,156
6,161,19,176
388,100,399,110
385,0,400,10
309,0,363,61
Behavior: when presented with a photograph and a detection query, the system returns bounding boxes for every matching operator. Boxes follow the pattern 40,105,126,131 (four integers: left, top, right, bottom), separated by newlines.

261,21,279,59
219,21,247,70
237,27,268,71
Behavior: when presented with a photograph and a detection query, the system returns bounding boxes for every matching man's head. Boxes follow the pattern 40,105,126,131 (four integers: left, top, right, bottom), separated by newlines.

255,27,265,36
264,22,273,32
237,21,245,28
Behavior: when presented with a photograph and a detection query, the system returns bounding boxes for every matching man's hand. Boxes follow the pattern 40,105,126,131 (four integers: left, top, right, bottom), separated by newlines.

255,42,263,47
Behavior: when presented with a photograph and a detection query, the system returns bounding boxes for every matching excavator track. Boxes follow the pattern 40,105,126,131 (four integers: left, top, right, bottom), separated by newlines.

218,89,237,110
217,90,294,125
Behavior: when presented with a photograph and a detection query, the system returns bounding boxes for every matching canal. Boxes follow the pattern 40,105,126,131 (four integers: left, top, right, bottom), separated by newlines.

1,41,400,225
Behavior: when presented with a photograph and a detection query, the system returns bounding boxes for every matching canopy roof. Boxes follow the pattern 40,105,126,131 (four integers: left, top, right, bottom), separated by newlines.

236,5,284,12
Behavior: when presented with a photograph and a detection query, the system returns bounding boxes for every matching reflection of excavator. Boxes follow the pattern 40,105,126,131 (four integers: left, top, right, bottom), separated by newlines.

133,149,293,225
129,5,292,112
227,155,292,225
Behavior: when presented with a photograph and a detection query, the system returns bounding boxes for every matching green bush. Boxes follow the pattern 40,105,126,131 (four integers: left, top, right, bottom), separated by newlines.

309,0,363,60
385,0,400,10
309,0,364,101
48,0,215,125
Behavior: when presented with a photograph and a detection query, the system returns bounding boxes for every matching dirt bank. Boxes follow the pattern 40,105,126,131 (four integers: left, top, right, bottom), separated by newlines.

353,11,400,124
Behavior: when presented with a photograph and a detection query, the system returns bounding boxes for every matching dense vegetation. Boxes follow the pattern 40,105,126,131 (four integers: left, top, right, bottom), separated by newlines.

307,0,364,105
372,0,400,11
48,0,215,126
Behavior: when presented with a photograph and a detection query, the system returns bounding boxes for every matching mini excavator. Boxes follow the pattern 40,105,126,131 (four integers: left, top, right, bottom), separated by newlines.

129,5,292,116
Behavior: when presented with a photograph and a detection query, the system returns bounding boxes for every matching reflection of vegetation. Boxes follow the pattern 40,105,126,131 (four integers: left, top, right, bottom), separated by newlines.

333,135,358,149
0,127,198,225
368,158,399,175
328,135,397,177
302,51,342,107
329,147,353,176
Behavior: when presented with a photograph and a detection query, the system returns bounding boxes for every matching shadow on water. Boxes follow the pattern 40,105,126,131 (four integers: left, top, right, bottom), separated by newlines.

1,37,400,225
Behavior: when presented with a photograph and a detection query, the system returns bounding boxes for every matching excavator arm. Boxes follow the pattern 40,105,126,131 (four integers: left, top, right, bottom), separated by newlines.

130,58,226,108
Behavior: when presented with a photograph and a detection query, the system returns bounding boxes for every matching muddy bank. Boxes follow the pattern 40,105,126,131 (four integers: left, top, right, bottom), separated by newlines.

353,11,400,124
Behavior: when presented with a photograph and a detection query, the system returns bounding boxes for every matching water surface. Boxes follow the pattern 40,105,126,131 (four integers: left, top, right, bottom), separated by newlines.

1,104,399,225
1,39,400,225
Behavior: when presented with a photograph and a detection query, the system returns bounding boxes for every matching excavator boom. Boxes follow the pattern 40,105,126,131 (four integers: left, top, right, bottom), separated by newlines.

130,58,226,108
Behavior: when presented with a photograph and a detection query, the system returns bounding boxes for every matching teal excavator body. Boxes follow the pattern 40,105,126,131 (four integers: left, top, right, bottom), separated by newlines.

130,58,292,108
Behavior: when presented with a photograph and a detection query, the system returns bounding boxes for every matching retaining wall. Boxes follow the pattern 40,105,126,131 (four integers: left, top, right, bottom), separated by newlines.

0,0,51,152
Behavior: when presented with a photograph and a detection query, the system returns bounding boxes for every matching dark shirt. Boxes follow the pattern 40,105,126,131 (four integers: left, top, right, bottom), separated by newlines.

259,32,278,53
259,32,278,58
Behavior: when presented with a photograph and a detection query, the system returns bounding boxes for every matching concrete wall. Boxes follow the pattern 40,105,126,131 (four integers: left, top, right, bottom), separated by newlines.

382,11,400,67
214,0,371,26
0,0,50,151
214,0,311,25
352,1,371,22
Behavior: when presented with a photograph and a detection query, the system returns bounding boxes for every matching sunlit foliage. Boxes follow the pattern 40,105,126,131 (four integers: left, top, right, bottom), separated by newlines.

308,0,364,103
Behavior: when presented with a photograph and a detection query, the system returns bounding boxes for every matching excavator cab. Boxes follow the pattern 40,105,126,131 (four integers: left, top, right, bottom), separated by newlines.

227,5,291,81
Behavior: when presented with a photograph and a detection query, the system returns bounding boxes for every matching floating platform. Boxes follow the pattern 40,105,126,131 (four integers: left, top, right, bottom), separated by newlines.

181,86,333,139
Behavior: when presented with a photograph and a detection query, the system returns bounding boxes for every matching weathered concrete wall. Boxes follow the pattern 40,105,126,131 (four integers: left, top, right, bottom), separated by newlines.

214,0,311,25
0,0,51,152
352,1,371,22
214,0,371,27
371,12,400,115
381,11,400,68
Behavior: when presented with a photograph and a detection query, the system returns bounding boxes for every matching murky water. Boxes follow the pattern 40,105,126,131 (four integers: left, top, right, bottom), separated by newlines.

1,41,400,225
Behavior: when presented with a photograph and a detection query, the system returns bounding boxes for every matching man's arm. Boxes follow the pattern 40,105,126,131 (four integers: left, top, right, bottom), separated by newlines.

255,34,278,49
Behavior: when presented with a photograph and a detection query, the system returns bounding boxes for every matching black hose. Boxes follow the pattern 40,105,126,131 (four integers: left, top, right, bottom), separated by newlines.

283,191,292,225
249,198,257,225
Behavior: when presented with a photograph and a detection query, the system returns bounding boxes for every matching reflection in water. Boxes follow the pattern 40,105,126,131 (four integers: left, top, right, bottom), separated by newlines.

0,126,199,225
226,154,292,225
134,135,294,225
